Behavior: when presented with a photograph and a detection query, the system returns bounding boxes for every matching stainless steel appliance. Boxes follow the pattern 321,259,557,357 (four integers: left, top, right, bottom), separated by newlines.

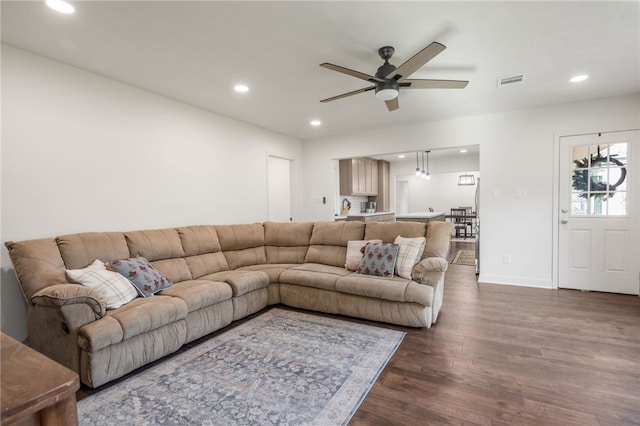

474,178,480,275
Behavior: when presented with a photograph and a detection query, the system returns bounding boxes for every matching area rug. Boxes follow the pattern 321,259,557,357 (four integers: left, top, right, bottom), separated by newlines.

77,308,405,426
451,249,476,266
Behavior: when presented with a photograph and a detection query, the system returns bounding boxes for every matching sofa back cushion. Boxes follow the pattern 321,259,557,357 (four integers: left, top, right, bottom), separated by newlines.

57,232,130,269
304,221,365,267
424,221,455,259
216,223,267,269
5,239,68,302
177,225,229,279
264,222,313,264
364,221,427,243
124,228,192,283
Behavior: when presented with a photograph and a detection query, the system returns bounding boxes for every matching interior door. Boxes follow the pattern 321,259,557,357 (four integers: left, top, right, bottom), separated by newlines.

267,155,293,222
558,130,639,294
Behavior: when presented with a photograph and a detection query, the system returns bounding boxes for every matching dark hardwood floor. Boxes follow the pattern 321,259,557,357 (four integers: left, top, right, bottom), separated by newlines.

78,240,640,425
351,240,640,426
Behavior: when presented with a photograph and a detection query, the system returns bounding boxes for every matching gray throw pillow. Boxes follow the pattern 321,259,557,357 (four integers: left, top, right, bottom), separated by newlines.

107,256,172,297
357,242,400,277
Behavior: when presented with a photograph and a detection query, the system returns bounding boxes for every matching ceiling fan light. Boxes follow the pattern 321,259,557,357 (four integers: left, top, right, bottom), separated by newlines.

375,88,399,101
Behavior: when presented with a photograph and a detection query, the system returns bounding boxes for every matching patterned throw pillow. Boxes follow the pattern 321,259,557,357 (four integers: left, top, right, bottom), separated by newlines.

357,242,400,277
345,239,382,271
107,256,173,297
394,235,427,279
66,259,138,309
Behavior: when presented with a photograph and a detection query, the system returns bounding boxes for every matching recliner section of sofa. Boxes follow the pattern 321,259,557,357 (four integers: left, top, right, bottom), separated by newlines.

5,220,453,388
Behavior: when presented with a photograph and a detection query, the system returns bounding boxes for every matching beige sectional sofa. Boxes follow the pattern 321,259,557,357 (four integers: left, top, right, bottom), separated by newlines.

5,220,453,388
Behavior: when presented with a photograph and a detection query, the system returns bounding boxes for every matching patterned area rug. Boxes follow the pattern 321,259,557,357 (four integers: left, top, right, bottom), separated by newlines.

451,249,477,266
78,308,405,426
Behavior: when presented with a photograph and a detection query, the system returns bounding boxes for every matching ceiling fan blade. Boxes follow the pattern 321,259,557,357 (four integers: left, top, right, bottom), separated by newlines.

320,63,384,83
385,97,399,111
401,79,469,89
386,42,447,81
320,86,375,103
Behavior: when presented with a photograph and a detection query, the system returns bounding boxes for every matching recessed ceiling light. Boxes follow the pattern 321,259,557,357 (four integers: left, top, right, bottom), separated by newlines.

46,0,75,14
234,84,249,93
570,74,589,83
460,149,468,153
398,154,405,159
310,120,321,126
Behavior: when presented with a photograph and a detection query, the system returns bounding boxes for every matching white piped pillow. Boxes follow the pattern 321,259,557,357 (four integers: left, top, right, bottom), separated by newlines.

66,259,138,309
394,235,426,279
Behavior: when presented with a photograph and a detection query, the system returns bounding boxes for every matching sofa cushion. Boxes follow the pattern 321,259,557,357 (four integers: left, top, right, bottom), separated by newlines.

107,256,173,297
158,279,232,312
264,222,313,264
279,263,351,291
364,221,426,242
66,259,138,309
56,232,130,270
357,242,400,277
201,270,269,297
177,225,230,278
176,225,222,256
216,224,267,269
394,236,426,279
150,258,192,284
335,275,433,306
78,295,188,351
239,264,295,284
424,221,455,259
125,228,185,261
304,221,365,267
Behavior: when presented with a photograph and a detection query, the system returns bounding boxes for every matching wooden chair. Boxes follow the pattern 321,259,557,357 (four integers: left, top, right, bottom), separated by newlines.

450,208,469,239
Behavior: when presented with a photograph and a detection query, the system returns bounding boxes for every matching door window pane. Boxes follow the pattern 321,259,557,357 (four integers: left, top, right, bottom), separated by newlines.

571,143,628,216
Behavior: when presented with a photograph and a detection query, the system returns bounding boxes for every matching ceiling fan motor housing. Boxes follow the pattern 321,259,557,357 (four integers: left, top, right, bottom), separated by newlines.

375,56,399,98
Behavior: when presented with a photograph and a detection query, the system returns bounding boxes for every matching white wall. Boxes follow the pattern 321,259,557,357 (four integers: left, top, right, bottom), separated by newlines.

1,46,303,340
396,172,480,214
300,93,640,290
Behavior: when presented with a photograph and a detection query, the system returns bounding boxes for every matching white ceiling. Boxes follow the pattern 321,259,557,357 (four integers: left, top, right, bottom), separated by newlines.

2,1,638,140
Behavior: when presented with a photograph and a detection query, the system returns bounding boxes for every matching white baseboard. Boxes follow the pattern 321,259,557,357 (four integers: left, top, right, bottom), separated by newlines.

477,274,553,289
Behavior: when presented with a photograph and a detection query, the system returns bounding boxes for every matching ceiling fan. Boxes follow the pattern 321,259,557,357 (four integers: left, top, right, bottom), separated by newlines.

320,41,469,111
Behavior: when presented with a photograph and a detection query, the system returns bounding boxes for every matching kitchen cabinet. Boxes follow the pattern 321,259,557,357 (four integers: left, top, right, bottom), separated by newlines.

339,158,378,196
370,160,390,212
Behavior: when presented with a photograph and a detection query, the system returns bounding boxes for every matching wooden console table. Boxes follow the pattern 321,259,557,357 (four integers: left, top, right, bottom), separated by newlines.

1,333,79,426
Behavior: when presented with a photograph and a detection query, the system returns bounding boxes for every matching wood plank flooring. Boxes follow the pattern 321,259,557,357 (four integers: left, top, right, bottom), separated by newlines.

350,241,640,425
78,240,640,425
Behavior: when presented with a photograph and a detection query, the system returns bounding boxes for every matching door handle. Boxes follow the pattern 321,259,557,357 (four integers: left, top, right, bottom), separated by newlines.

561,219,568,224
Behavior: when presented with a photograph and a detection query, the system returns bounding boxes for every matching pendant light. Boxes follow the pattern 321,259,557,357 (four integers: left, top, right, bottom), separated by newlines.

415,152,421,176
420,151,427,178
458,173,475,185
425,150,431,180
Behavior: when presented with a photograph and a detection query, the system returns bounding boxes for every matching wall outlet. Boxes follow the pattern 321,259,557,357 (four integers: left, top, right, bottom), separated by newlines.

503,254,511,264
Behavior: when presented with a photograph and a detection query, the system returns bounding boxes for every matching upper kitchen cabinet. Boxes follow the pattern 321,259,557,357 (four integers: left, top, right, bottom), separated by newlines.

340,158,379,196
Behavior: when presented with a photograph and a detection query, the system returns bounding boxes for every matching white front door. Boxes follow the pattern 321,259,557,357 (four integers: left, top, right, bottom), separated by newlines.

558,130,639,295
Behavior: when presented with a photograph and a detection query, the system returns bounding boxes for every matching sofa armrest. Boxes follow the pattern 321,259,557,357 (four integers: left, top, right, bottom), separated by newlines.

412,257,448,280
31,284,106,318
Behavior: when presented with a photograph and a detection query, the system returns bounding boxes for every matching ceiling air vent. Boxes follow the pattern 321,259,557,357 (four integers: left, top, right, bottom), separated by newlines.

497,74,524,87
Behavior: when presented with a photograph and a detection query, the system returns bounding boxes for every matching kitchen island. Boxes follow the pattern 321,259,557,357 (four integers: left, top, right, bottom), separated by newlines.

395,211,446,223
343,211,395,223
